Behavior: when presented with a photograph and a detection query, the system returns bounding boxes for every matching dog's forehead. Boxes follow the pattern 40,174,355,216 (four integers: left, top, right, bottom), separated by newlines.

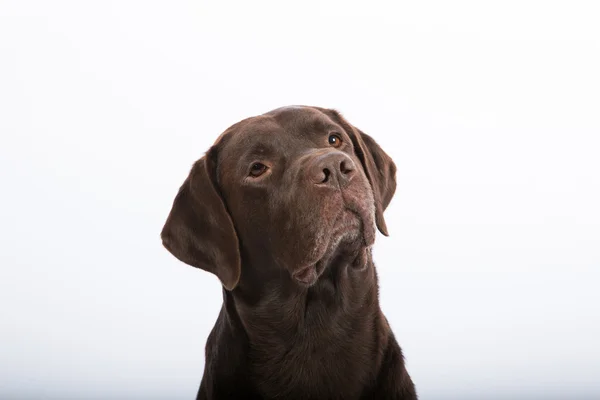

266,105,308,114
217,107,338,152
265,106,334,130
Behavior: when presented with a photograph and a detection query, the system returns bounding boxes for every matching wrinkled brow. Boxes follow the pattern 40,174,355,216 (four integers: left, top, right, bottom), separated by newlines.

306,116,341,132
239,142,277,162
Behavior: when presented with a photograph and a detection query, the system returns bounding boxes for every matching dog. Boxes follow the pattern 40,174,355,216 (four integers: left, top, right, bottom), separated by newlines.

161,106,418,399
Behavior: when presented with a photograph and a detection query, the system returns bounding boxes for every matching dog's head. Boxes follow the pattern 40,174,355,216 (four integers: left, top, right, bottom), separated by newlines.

161,106,396,290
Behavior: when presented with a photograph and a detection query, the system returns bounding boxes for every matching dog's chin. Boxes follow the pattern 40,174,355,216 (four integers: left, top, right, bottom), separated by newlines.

291,210,372,287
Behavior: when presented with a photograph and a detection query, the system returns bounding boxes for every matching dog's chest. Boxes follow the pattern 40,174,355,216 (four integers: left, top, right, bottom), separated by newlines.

250,329,374,399
243,295,376,399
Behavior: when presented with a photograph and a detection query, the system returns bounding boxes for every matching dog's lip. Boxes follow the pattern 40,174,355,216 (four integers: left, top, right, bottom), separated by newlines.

332,207,374,247
333,207,361,230
293,234,369,286
292,265,318,286
291,206,371,286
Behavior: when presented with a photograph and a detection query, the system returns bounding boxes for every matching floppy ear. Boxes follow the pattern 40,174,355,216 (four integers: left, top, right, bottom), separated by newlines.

160,148,241,290
353,128,397,236
324,109,397,236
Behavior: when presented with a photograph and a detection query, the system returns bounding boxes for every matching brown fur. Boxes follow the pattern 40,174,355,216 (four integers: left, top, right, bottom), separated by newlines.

161,106,417,399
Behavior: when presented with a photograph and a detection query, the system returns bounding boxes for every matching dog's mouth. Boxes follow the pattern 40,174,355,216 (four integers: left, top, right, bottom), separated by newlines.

292,264,319,285
292,208,371,286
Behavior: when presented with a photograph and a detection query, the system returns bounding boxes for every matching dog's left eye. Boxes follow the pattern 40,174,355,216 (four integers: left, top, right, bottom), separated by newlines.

249,162,268,177
328,134,342,148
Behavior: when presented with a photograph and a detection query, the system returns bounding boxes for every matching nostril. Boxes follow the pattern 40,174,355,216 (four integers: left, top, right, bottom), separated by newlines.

321,168,331,183
340,160,354,175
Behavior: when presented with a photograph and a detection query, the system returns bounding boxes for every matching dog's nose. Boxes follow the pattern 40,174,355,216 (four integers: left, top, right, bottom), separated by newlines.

310,152,356,187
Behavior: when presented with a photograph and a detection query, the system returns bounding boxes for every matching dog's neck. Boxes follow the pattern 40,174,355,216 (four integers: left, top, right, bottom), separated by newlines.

221,250,386,398
231,245,379,332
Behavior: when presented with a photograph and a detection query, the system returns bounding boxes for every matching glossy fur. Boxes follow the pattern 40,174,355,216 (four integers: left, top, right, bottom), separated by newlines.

161,106,418,399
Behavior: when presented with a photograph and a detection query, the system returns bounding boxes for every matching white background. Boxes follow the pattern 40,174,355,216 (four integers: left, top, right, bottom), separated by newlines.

1,1,599,399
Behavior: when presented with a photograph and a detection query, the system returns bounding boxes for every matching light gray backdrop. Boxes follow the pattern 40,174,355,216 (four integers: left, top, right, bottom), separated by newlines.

1,1,599,399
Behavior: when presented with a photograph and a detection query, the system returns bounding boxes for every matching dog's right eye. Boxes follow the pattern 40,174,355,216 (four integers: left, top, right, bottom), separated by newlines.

328,133,343,148
249,162,268,177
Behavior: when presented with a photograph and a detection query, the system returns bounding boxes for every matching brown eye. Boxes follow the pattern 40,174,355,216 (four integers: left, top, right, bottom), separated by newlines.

328,134,342,148
249,162,268,177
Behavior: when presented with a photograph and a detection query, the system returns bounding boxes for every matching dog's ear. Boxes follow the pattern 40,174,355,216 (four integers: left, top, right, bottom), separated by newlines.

322,109,397,236
349,127,397,236
160,147,241,290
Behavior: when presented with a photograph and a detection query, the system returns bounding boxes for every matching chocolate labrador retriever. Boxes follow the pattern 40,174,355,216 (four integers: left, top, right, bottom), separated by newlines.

161,106,417,399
